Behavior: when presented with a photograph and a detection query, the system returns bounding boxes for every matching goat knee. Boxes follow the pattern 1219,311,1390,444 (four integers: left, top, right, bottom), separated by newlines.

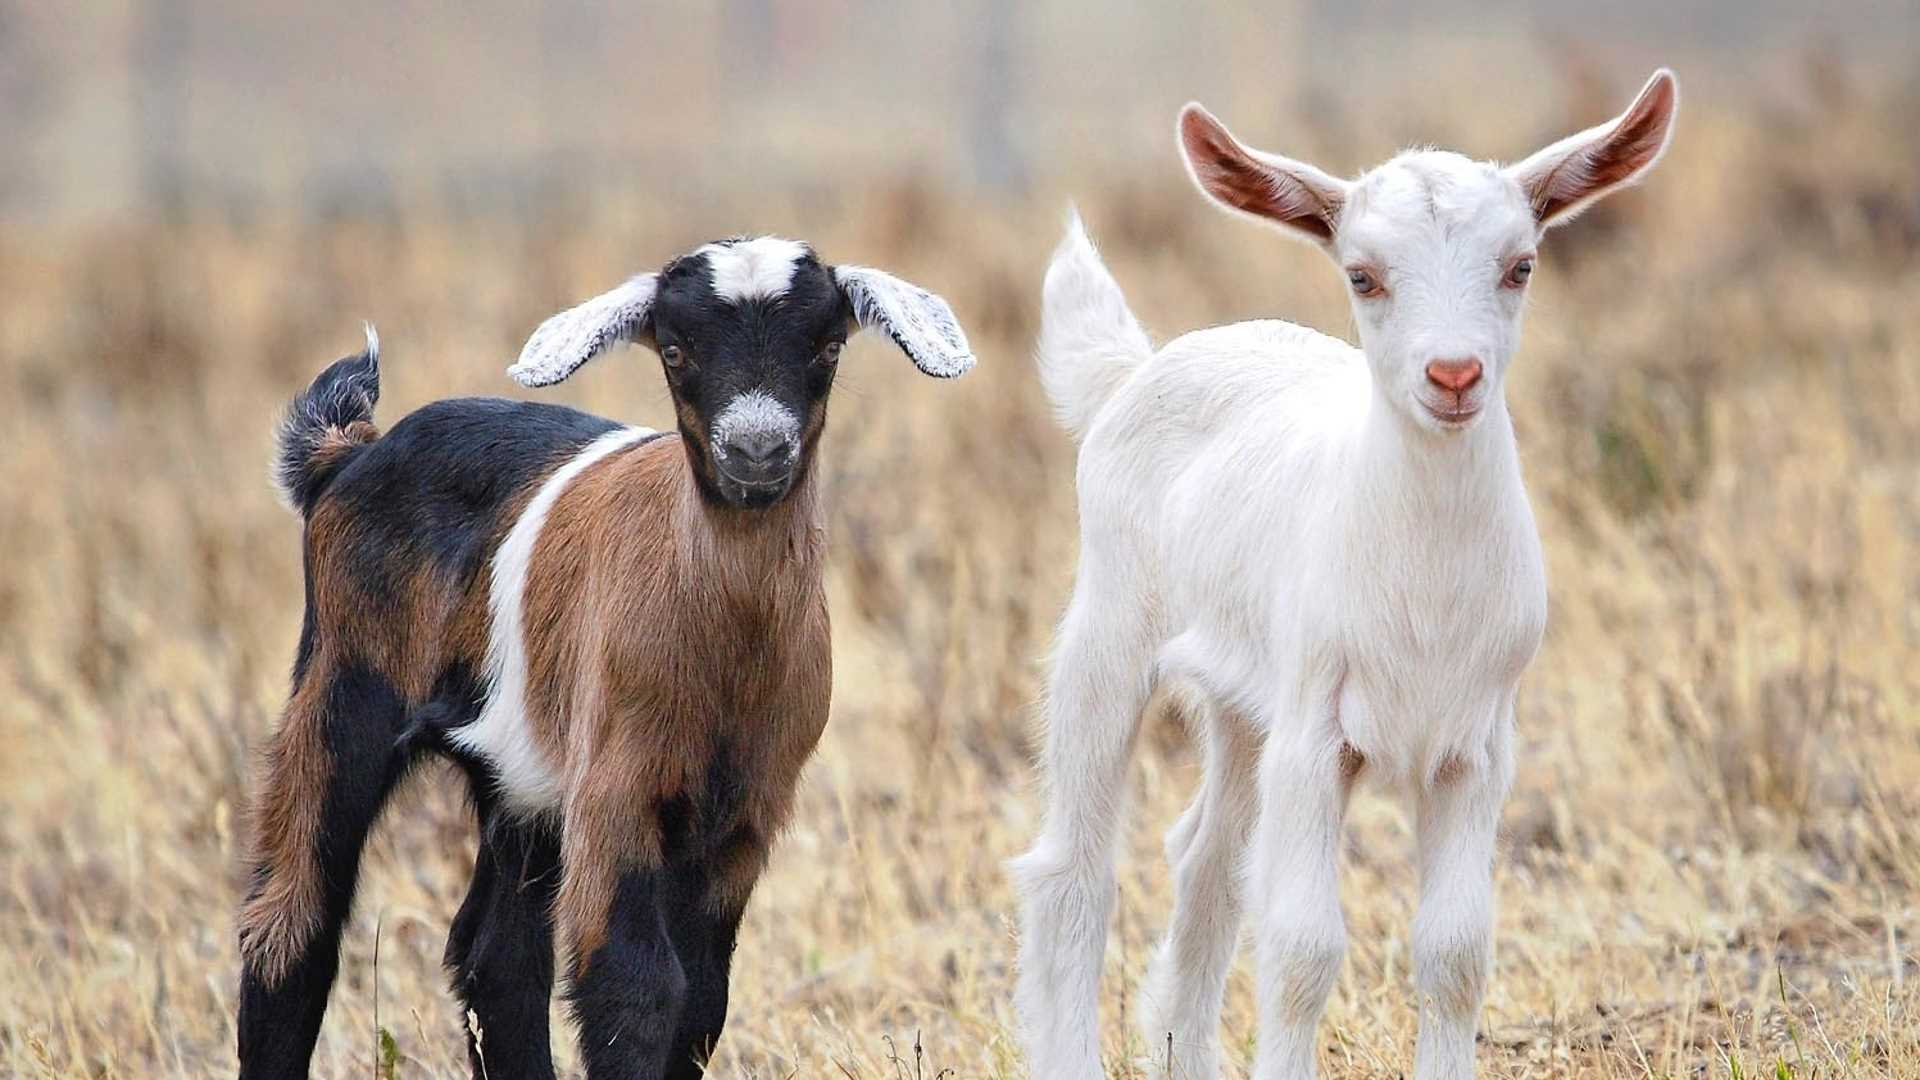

1412,913,1491,1020
1258,923,1346,1026
1409,907,1491,1080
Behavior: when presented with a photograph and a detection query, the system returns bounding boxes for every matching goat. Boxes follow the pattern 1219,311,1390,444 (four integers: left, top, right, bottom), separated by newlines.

1011,72,1679,1080
236,236,974,1080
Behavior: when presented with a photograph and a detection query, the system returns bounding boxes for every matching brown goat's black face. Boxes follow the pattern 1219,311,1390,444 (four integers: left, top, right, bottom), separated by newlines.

509,235,976,509
650,239,849,509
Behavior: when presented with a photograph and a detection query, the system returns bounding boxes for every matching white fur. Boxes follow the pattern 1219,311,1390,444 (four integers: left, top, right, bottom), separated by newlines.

450,426,655,816
835,265,976,378
710,390,801,466
509,274,658,387
1015,72,1675,1080
699,237,810,302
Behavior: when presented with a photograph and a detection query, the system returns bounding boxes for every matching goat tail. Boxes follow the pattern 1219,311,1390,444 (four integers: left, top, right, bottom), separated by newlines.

1035,208,1152,441
272,324,382,514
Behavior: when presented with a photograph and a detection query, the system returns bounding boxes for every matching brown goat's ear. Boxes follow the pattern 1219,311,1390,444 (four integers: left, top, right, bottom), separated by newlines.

1177,102,1351,247
834,265,975,378
509,273,658,388
1505,68,1679,228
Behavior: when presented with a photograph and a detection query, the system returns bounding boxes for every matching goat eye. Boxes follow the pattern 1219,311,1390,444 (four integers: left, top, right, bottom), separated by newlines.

819,341,844,365
1505,258,1534,288
661,344,686,368
1346,268,1381,296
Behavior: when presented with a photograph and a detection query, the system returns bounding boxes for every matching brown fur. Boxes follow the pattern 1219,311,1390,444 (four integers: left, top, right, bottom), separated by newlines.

243,420,832,991
521,435,832,969
301,420,379,488
236,662,334,984
237,480,534,982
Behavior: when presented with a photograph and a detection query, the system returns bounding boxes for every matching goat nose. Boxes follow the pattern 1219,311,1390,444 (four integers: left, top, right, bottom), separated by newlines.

1425,357,1484,393
726,429,790,466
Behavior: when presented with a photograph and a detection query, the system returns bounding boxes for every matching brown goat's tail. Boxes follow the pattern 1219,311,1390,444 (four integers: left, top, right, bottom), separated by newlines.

272,324,382,515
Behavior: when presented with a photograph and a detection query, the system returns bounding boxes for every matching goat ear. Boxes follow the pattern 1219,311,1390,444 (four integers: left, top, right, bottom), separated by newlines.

508,274,659,388
834,265,975,378
1505,69,1679,228
1177,102,1350,246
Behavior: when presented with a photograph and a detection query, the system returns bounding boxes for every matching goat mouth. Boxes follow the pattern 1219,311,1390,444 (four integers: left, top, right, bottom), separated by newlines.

1422,402,1481,427
717,471,793,508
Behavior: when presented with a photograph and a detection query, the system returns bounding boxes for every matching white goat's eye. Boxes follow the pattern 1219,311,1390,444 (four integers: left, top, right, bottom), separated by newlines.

1346,268,1382,296
661,344,686,368
1505,257,1534,288
819,341,844,365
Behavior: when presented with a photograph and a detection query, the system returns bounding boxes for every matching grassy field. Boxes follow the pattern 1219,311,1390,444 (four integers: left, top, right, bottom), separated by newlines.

3,61,1918,1078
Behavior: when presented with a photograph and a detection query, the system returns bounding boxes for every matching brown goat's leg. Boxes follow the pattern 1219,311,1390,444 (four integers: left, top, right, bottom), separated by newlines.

659,901,745,1080
237,661,413,1078
560,792,685,1080
657,836,763,1080
445,804,562,1080
564,867,686,1079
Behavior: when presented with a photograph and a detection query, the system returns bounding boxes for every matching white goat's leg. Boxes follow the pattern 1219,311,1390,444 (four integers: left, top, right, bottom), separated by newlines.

1249,726,1354,1080
1010,576,1158,1080
1411,717,1514,1080
1138,698,1260,1079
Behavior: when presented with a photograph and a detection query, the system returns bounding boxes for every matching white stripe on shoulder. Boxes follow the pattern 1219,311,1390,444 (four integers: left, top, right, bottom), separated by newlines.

449,425,654,816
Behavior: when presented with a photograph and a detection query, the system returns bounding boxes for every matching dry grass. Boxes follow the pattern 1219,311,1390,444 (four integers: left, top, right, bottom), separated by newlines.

3,62,1919,1079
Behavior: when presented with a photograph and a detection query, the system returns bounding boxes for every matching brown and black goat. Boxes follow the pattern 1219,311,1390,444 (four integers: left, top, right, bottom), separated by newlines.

236,237,974,1080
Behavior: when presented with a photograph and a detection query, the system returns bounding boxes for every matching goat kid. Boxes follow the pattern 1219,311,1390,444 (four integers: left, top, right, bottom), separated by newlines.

237,237,973,1080
1013,72,1678,1080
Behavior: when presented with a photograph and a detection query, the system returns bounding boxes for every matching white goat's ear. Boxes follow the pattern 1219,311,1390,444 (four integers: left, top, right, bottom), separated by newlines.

1505,69,1679,228
508,273,659,387
1177,102,1351,246
834,265,975,378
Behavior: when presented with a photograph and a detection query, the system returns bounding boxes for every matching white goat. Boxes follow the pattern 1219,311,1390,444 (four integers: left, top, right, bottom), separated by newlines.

1012,71,1679,1080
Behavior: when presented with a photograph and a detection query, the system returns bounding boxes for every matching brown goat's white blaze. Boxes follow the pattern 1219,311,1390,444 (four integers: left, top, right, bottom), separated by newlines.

447,425,659,816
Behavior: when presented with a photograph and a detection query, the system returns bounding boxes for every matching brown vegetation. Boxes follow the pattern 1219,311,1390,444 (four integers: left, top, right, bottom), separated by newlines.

2,62,1917,1078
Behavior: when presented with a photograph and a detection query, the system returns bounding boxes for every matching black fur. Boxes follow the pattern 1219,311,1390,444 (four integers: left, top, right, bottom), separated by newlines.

237,662,419,1079
654,739,752,867
326,398,629,591
274,342,381,514
659,856,750,1078
569,870,689,1080
246,257,883,1074
445,805,565,1080
534,744,759,1080
649,246,848,510
243,389,684,1077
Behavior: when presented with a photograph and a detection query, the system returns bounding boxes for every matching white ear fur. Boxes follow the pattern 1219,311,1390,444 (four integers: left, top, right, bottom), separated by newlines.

834,265,975,378
1504,68,1680,228
508,273,659,388
1177,102,1352,247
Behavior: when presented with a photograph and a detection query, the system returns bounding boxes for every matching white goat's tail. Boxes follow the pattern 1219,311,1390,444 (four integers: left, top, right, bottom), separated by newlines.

1036,209,1152,441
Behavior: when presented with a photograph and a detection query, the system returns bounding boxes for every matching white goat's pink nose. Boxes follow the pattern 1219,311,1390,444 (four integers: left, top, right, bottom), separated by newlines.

1425,358,1483,393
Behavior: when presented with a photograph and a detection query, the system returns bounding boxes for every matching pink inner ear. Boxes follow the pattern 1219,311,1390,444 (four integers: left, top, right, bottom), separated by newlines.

1532,74,1677,222
1180,109,1339,244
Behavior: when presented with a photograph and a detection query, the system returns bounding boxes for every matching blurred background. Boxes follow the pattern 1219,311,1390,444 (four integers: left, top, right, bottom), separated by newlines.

5,1,1920,220
3,2,1918,1077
